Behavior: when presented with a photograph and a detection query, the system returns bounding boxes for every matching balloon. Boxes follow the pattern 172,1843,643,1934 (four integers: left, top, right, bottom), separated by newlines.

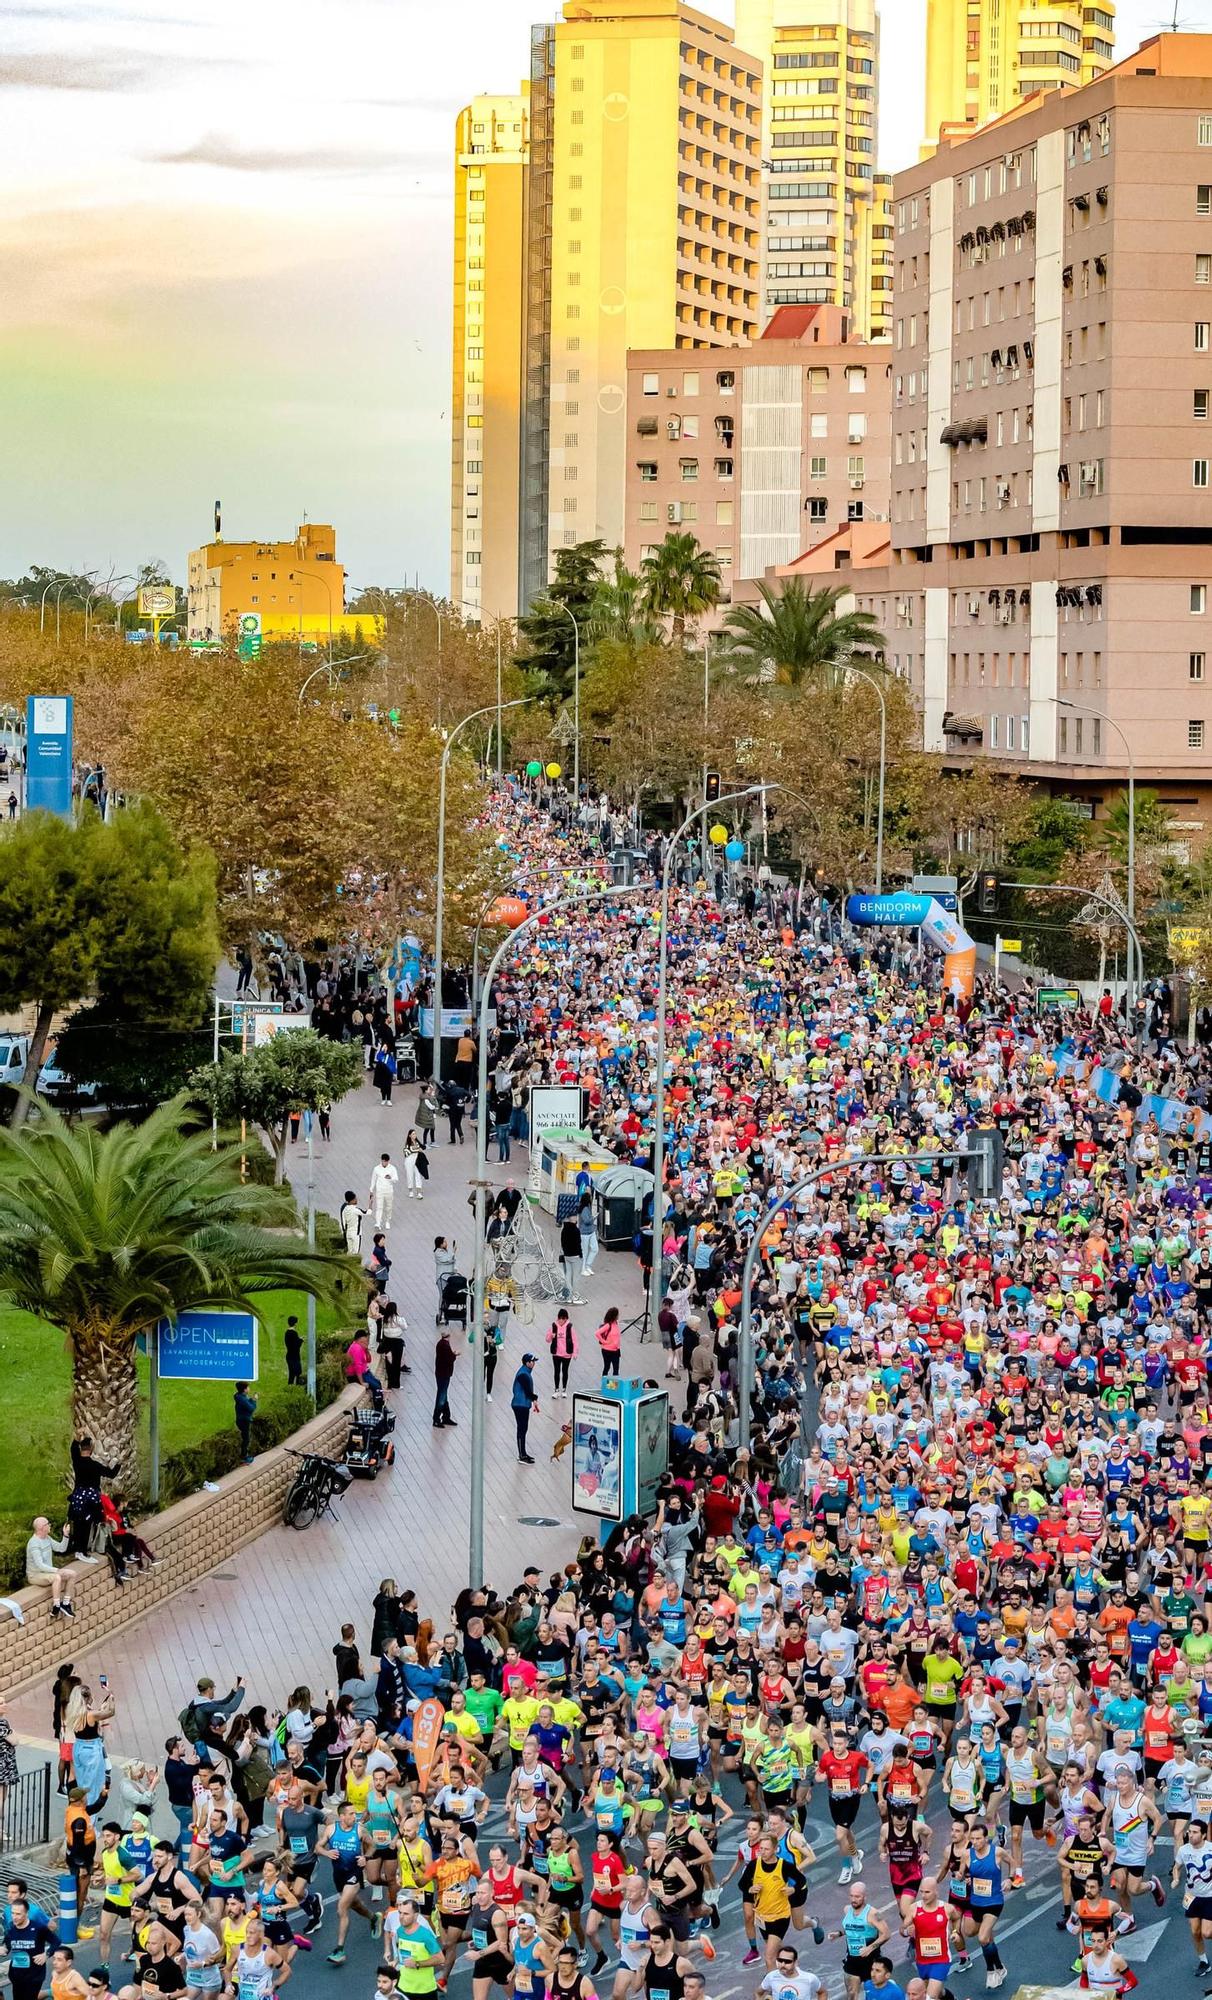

708,824,728,847
725,838,745,863
487,895,528,930
545,761,562,779
525,759,542,777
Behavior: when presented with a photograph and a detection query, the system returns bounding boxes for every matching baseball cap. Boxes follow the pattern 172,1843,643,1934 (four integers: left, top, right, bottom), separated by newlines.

523,1353,537,1364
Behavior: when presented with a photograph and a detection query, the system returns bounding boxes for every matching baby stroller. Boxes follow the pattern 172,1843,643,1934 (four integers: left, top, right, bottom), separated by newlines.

436,1270,469,1329
344,1395,397,1479
395,1032,418,1084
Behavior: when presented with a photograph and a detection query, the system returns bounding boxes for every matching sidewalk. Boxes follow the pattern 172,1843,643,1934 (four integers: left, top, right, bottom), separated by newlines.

7,1072,651,1760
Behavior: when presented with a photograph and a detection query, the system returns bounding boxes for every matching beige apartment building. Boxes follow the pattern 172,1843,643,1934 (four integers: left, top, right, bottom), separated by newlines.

777,36,1212,843
624,303,891,595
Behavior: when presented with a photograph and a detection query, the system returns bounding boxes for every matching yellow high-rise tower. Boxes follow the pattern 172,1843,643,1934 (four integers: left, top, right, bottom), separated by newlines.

451,90,529,623
924,0,1115,147
733,0,890,341
523,0,763,590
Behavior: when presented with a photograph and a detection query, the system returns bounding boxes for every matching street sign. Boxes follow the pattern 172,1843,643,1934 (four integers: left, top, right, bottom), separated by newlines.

251,1012,310,1047
26,694,73,818
1170,923,1211,963
236,612,262,659
1037,986,1081,1012
999,938,1022,953
157,1310,259,1381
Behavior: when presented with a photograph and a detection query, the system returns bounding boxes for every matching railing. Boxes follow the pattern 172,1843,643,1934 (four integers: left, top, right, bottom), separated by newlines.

0,1763,52,1854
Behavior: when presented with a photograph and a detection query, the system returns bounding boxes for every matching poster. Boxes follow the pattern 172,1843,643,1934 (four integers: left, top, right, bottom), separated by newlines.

571,1394,623,1521
158,1310,258,1381
634,1391,670,1518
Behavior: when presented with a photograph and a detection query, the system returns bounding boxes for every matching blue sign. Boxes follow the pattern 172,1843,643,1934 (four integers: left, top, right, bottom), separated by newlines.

847,891,933,928
25,695,73,818
157,1310,259,1381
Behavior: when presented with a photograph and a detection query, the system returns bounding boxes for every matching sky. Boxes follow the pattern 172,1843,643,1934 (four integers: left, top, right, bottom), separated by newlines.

0,0,1182,597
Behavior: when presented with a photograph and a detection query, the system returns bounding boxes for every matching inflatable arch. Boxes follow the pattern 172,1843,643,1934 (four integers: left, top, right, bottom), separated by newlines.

845,892,977,1000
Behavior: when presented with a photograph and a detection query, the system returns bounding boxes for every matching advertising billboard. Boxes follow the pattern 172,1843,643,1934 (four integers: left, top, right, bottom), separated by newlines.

158,1309,259,1381
571,1394,623,1521
25,694,73,817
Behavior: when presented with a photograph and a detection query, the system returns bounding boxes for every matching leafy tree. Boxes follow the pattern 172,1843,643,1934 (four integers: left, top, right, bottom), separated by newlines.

52,1006,214,1114
639,533,722,642
579,640,705,805
0,806,218,1119
0,1101,347,1489
517,540,609,703
1007,797,1090,882
722,578,884,688
190,1029,363,1183
587,553,663,650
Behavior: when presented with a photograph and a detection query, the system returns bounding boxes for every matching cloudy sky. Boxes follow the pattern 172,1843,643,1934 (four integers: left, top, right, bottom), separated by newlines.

0,0,1175,597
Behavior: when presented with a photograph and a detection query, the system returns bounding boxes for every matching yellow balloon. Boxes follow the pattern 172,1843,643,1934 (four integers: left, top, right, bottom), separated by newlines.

545,761,562,779
708,823,729,847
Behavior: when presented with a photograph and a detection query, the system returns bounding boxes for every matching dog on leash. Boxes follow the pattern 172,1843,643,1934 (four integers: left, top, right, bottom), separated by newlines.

551,1423,573,1462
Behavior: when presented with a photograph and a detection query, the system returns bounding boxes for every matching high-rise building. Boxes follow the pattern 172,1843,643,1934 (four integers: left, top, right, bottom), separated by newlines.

517,0,765,610
925,0,1116,149
733,0,891,340
821,34,1212,837
451,90,530,623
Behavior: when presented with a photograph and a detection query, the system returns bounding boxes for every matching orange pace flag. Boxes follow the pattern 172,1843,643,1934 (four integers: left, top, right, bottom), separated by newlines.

412,1697,446,1793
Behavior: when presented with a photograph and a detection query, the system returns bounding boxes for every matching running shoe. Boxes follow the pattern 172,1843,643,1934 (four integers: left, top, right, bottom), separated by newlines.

743,1948,760,1965
700,1943,716,1962
326,1948,346,1965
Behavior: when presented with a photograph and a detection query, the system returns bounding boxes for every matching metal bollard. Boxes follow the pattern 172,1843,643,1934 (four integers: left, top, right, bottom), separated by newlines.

58,1871,78,1945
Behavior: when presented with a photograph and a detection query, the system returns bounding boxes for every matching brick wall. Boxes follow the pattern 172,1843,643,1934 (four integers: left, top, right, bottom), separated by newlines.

0,1389,359,1696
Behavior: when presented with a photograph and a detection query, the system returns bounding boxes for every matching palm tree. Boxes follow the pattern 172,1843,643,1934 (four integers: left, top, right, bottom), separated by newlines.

722,577,884,688
588,554,664,649
639,533,722,642
0,1099,347,1489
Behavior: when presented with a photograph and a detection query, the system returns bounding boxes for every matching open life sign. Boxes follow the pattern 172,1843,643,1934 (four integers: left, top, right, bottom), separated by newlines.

157,1310,259,1381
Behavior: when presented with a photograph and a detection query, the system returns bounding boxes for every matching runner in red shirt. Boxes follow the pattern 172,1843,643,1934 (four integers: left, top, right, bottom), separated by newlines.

816,1732,870,1882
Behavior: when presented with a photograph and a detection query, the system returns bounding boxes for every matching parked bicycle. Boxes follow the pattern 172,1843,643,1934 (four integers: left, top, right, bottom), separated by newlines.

282,1448,353,1529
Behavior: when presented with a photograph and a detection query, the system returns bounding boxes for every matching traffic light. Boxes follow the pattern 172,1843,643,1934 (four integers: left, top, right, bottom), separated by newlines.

704,771,721,804
976,870,999,916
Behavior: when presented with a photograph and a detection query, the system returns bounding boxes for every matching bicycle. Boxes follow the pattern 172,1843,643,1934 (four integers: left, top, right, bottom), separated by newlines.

282,1447,353,1529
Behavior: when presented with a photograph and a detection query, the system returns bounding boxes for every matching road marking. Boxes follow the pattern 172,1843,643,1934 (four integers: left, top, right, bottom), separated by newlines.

1116,1917,1169,1963
994,1884,1065,1941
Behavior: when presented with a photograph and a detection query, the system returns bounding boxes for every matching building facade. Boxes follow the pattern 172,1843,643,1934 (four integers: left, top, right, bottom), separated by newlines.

733,0,892,340
794,37,1212,840
186,522,379,647
451,91,530,623
925,0,1116,151
624,303,891,593
517,0,764,609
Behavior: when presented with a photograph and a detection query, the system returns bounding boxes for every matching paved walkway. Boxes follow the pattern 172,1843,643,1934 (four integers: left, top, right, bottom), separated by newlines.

9,1072,651,1758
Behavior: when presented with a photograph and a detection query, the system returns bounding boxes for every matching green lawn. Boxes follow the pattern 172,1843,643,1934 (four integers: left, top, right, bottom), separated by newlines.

0,1291,348,1546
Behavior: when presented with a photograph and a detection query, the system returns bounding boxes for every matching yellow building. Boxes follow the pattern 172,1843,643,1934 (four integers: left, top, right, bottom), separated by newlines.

733,0,890,342
451,89,530,624
925,0,1116,147
518,0,763,601
186,522,382,647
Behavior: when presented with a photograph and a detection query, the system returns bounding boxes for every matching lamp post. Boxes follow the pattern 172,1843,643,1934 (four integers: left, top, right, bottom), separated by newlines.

554,604,581,803
54,580,73,645
647,784,768,1345
470,880,649,1588
433,697,532,1094
85,573,132,644
39,579,55,634
845,664,887,893
289,567,337,662
1057,696,1136,1021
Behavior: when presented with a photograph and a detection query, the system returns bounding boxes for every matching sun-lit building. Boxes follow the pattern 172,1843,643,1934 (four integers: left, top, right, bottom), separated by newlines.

186,522,381,647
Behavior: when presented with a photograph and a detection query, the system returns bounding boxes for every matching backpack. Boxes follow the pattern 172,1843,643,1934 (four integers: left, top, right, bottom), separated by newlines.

177,1701,202,1744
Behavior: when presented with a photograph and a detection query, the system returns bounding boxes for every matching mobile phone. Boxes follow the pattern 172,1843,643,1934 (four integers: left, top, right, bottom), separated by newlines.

98,1674,108,1688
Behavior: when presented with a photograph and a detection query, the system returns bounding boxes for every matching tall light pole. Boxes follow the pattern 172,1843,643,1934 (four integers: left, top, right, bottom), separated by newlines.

554,603,581,802
1058,696,1136,1021
289,567,337,662
647,783,768,1344
845,664,887,893
39,579,55,634
85,573,132,644
433,697,532,1093
470,880,648,1587
54,580,73,645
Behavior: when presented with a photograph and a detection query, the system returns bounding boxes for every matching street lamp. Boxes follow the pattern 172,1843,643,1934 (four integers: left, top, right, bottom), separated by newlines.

1058,696,1136,1020
553,603,581,802
85,573,132,644
433,697,533,1094
289,567,338,662
845,665,887,893
39,579,55,634
647,783,768,1344
469,880,649,1587
54,579,75,646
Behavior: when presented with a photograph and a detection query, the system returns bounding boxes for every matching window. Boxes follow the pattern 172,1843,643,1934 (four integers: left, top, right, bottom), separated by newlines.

1198,390,1210,420
1200,115,1212,146
808,498,828,523
716,501,733,525
1198,323,1211,352
683,372,699,395
638,501,658,521
1196,459,1210,488
1192,719,1207,749
1192,652,1206,680
1202,186,1212,217
1006,715,1017,751
810,454,827,478
846,366,867,393
642,373,659,395
990,714,999,750
680,458,699,482
809,367,829,393
1193,585,1207,614
1199,255,1212,286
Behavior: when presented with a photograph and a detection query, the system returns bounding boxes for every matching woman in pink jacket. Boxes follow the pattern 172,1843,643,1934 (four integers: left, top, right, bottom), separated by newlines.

547,1308,579,1397
594,1306,622,1381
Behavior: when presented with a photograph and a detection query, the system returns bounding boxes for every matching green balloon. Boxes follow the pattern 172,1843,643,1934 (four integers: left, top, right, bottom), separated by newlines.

526,760,542,777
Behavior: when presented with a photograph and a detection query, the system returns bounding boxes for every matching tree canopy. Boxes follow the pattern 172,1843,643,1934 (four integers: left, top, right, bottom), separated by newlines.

190,1029,363,1182
722,577,884,687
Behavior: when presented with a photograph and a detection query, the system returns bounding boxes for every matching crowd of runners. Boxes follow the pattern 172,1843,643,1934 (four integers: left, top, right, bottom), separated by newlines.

36,775,1212,2000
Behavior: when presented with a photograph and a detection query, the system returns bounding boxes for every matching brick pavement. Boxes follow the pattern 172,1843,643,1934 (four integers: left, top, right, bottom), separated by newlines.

7,1072,652,1761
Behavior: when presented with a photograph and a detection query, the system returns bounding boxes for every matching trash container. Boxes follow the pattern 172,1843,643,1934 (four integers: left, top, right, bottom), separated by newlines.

597,1188,636,1251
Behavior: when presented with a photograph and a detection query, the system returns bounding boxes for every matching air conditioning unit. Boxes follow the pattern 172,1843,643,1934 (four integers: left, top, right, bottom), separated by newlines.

849,475,864,489
968,596,981,616
667,386,678,397
667,502,682,522
997,481,1011,502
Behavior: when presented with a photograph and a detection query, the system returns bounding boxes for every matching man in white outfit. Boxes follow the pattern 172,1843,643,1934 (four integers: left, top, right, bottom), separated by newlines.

369,1152,398,1230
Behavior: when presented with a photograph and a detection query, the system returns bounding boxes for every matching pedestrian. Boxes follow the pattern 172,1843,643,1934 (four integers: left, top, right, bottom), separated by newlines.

377,1300,409,1388
594,1307,622,1381
416,1083,438,1149
403,1129,427,1199
444,1082,467,1145
66,1436,114,1561
235,946,255,995
283,1315,304,1387
6,791,17,821
367,1232,391,1294
372,1038,396,1104
547,1308,578,1398
560,1213,587,1304
369,1152,398,1230
433,1329,458,1428
340,1189,366,1256
234,1382,257,1463
577,1187,599,1277
433,1237,458,1316
511,1354,540,1464
25,1516,73,1618
491,1085,513,1162
345,1332,382,1400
